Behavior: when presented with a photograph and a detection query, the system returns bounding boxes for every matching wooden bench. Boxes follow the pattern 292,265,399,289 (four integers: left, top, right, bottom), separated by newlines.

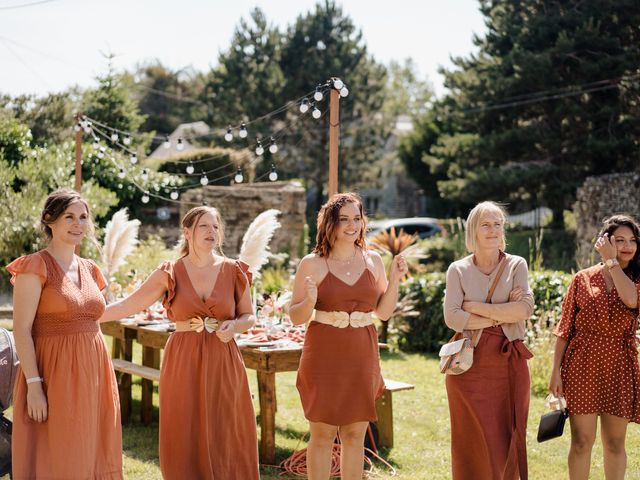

375,379,415,448
112,358,160,382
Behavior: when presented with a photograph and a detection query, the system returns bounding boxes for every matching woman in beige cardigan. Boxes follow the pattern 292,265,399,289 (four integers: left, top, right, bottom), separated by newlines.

443,201,534,480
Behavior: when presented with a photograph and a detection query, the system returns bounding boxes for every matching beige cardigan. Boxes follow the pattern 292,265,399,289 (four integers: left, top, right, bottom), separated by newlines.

443,253,534,341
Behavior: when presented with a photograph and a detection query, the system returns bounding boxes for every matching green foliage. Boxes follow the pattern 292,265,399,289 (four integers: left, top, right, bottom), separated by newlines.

111,235,175,287
392,269,572,354
257,267,291,295
507,228,576,272
404,1,640,225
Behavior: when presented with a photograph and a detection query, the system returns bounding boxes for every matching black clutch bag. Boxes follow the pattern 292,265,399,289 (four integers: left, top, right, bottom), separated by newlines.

536,409,569,442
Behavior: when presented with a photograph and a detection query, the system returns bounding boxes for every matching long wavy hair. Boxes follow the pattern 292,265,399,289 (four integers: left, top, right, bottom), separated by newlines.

40,188,99,248
177,206,225,257
312,192,367,257
598,214,640,281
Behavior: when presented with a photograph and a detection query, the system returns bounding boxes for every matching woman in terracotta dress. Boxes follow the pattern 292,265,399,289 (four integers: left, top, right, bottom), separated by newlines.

443,201,534,480
549,214,640,480
290,192,407,480
100,205,259,480
7,189,123,479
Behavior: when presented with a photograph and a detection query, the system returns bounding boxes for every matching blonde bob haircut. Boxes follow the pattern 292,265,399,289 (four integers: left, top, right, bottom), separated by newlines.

465,201,507,253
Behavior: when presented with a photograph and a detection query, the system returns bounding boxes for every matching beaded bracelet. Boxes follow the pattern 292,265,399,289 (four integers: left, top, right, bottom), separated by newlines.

26,376,43,384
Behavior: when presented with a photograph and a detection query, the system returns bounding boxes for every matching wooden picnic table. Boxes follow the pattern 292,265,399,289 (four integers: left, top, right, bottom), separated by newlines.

100,320,302,464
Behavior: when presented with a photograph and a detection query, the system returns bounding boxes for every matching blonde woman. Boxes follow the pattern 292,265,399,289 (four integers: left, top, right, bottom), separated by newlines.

100,206,259,480
443,201,534,480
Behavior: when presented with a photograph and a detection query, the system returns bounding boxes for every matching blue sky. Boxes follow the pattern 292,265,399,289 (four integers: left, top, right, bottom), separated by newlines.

0,0,486,97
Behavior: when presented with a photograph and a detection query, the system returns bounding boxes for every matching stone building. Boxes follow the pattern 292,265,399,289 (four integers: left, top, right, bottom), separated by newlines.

574,172,640,267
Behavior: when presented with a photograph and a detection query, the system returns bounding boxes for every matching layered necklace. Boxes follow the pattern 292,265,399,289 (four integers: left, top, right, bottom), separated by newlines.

329,248,358,276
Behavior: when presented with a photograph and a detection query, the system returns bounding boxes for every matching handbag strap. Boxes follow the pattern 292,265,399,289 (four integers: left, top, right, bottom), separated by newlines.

485,257,507,304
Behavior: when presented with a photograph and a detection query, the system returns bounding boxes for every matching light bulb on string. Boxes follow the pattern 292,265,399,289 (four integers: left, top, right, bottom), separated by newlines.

234,168,244,184
333,78,344,90
176,137,184,151
97,151,104,159
117,183,123,189
83,122,92,134
79,118,88,129
142,168,149,181
268,164,278,182
123,136,131,146
314,86,323,102
118,168,126,179
239,123,248,138
141,192,150,204
110,133,119,142
186,162,195,174
92,140,100,150
74,123,82,132
170,190,179,200
200,174,209,186
224,127,233,142
312,106,322,119
299,98,310,113
163,135,171,149
339,86,349,98
269,137,278,154
255,140,264,156
130,153,138,164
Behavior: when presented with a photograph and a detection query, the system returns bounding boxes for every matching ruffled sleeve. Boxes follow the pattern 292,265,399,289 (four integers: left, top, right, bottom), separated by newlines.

85,259,107,291
554,273,580,339
156,260,176,308
234,260,252,304
5,253,47,287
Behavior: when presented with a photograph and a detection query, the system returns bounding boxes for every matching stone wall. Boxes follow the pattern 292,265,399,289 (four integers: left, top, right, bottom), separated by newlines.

180,181,307,258
574,172,640,267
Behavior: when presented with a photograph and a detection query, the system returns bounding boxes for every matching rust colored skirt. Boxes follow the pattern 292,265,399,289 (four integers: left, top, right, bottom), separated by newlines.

445,326,532,480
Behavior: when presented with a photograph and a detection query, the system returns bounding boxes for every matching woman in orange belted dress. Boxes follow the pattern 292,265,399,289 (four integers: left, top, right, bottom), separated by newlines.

290,192,407,480
549,214,640,480
7,189,122,479
100,206,259,480
443,201,534,480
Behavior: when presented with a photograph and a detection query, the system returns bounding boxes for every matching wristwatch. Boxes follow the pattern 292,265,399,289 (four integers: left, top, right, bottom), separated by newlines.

604,258,619,269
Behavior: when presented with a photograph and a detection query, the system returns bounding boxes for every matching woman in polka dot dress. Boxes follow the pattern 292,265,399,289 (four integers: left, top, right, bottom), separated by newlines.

550,215,640,480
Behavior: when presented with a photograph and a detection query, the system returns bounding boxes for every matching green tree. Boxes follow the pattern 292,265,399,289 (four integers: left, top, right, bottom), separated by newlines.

409,0,640,225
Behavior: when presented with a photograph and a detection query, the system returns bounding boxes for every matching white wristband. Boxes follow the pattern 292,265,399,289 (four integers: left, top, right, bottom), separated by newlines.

26,376,43,384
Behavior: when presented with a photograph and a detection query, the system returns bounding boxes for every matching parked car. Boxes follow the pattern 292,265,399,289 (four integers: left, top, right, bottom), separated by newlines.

367,217,445,240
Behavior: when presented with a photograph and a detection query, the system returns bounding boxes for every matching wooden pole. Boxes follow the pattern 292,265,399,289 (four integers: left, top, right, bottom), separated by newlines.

74,113,82,193
328,88,340,197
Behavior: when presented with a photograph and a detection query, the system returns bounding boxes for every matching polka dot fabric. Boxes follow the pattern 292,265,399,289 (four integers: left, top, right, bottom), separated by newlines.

554,264,640,422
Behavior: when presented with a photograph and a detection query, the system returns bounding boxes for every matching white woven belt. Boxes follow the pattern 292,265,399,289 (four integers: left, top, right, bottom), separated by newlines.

313,310,373,328
175,316,221,333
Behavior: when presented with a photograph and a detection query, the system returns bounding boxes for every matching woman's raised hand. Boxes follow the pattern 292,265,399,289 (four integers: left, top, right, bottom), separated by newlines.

389,255,408,284
594,232,617,261
304,276,318,304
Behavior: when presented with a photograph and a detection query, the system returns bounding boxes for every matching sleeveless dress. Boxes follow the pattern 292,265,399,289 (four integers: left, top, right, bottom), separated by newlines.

6,250,123,480
296,254,385,425
554,264,640,422
157,258,259,480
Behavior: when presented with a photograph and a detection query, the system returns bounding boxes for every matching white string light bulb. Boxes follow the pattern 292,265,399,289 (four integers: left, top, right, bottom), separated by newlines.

163,135,171,149
239,123,248,138
234,168,244,184
314,87,323,102
123,136,131,145
118,168,126,179
74,123,82,132
340,86,349,98
83,122,92,134
333,78,344,90
176,138,184,151
269,137,278,154
224,127,233,142
300,98,310,113
142,168,149,181
170,190,179,200
186,162,195,174
130,153,138,164
269,164,278,182
200,174,209,186
255,140,264,156
141,192,150,204
312,107,322,119
110,133,119,142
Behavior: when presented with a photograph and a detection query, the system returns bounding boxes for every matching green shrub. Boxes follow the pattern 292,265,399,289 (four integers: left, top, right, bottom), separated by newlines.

111,235,175,287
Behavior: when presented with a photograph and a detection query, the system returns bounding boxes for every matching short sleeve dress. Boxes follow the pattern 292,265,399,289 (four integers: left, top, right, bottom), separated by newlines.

156,257,259,480
296,256,385,426
554,264,640,422
6,250,123,479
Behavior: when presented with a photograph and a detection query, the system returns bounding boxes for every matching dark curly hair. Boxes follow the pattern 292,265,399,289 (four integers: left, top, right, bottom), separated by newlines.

598,214,640,281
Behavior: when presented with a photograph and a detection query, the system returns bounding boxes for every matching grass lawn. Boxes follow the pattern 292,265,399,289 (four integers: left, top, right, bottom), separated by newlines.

114,346,640,479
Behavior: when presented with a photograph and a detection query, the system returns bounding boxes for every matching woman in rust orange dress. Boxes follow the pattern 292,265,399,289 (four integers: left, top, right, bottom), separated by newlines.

7,189,122,479
443,201,534,480
290,192,407,480
549,214,640,480
100,206,259,480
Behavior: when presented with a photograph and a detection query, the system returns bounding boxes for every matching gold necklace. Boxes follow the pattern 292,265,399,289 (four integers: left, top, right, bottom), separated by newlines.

329,249,358,275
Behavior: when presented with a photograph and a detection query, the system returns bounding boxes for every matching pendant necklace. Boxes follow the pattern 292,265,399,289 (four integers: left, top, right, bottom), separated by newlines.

331,249,357,276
